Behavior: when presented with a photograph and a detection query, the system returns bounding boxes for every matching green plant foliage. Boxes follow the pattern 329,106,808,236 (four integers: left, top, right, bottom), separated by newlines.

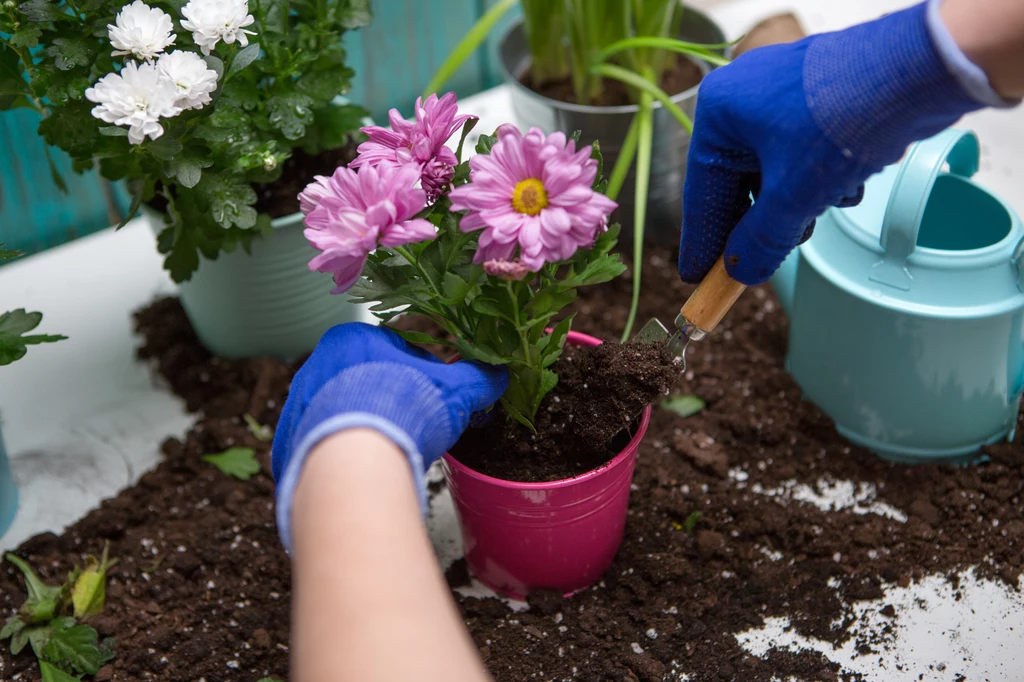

203,447,262,480
243,413,274,442
661,394,705,418
2,552,118,681
347,132,626,427
0,309,67,366
683,511,702,535
0,0,371,282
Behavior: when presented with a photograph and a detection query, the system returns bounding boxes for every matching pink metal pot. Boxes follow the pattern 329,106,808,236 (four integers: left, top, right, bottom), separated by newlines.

441,331,653,600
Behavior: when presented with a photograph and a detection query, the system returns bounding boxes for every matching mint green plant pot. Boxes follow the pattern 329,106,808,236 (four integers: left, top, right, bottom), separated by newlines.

0,422,18,539
175,211,366,360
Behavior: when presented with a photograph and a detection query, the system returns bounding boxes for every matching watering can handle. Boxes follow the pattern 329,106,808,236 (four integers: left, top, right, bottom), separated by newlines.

678,257,747,339
871,129,980,291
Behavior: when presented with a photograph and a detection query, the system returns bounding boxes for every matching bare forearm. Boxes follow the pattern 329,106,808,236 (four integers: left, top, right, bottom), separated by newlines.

290,429,490,682
942,0,1024,98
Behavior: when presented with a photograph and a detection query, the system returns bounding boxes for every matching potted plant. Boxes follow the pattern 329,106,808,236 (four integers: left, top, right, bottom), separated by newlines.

0,0,373,359
0,246,65,537
299,92,679,598
421,0,727,342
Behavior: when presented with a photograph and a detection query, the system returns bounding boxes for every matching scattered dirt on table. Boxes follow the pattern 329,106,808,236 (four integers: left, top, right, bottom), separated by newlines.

3,244,1023,682
524,55,704,107
451,341,680,482
254,142,360,218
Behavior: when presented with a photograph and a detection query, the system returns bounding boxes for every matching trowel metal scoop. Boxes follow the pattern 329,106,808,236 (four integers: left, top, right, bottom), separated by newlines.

634,256,748,370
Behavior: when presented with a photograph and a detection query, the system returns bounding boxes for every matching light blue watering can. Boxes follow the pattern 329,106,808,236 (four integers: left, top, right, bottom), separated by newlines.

771,129,1024,463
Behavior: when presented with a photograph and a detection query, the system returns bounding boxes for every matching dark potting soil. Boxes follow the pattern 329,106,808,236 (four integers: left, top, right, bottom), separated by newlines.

254,142,360,219
525,55,704,107
2,245,1023,682
450,342,681,482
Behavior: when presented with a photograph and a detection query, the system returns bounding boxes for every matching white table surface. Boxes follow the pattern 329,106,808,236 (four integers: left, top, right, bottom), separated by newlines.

2,2,1023,680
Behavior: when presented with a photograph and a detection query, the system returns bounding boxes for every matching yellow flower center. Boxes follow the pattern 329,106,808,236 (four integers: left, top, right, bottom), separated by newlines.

511,178,548,216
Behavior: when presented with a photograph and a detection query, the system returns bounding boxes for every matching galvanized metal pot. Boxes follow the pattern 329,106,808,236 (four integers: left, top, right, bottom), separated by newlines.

150,210,368,360
497,9,726,244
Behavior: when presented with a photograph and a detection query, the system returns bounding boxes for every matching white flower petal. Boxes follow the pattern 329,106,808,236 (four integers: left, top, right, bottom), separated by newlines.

180,0,258,55
158,50,219,110
107,0,176,62
86,61,182,145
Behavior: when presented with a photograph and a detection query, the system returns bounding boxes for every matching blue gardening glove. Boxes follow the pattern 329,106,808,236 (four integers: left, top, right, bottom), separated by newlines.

271,322,508,552
679,0,1014,286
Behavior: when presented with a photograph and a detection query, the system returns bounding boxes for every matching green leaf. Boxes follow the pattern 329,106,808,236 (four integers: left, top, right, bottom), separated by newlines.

1,616,25,641
0,245,23,261
0,310,66,366
500,397,535,433
39,660,81,682
453,338,507,366
532,369,558,416
98,127,127,137
243,414,273,442
442,272,470,302
475,133,497,155
266,92,314,140
147,136,182,160
42,618,113,676
337,0,372,28
454,116,477,163
391,328,452,347
167,156,211,188
4,554,64,623
227,43,261,79
200,175,258,229
70,544,117,619
661,394,705,419
683,511,702,535
202,447,261,481
12,624,50,657
46,38,95,71
471,297,513,323
539,315,573,368
18,0,69,22
10,27,42,48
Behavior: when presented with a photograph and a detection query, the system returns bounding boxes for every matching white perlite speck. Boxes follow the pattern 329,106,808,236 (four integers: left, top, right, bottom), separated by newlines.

630,642,644,654
646,628,658,640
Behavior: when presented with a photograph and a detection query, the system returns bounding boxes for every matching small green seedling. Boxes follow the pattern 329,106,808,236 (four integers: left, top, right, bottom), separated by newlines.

683,511,703,535
203,447,261,480
661,394,706,419
1,551,116,681
243,413,274,442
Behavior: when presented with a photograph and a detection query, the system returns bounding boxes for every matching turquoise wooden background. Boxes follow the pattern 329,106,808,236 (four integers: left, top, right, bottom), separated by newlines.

0,0,520,257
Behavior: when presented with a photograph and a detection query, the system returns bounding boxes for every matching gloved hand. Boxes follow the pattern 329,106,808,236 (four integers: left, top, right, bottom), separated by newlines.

271,322,508,552
679,0,1010,286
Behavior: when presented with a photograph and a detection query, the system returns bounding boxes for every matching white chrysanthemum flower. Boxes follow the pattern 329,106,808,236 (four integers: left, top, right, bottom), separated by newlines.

158,50,219,110
85,62,183,145
108,0,176,62
180,0,257,56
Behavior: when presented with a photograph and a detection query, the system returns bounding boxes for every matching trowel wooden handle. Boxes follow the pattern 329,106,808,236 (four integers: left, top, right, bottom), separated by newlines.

679,257,746,336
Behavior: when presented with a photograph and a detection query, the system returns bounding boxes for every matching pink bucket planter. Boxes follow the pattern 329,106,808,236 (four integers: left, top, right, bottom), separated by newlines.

441,331,653,600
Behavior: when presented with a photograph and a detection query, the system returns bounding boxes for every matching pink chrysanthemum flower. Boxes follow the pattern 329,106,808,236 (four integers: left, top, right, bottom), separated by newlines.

302,162,436,293
449,125,617,271
351,92,476,201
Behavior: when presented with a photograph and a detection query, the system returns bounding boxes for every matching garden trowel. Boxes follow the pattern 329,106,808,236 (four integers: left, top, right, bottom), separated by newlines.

634,256,747,370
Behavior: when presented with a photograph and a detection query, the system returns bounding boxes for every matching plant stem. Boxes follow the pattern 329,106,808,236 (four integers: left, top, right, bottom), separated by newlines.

590,63,693,133
422,0,518,100
594,36,731,67
620,80,654,343
606,114,639,201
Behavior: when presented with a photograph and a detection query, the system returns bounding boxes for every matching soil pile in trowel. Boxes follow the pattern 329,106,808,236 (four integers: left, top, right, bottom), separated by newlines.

451,340,680,482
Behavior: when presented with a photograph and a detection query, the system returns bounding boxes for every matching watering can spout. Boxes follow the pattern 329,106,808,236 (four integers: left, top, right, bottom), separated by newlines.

770,250,799,317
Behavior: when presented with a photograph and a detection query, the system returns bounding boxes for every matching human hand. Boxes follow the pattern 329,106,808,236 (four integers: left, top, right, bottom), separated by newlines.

271,322,508,551
678,1,988,286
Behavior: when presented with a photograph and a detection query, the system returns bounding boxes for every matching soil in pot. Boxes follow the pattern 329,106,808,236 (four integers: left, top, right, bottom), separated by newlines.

450,341,680,482
254,143,359,218
524,54,704,107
